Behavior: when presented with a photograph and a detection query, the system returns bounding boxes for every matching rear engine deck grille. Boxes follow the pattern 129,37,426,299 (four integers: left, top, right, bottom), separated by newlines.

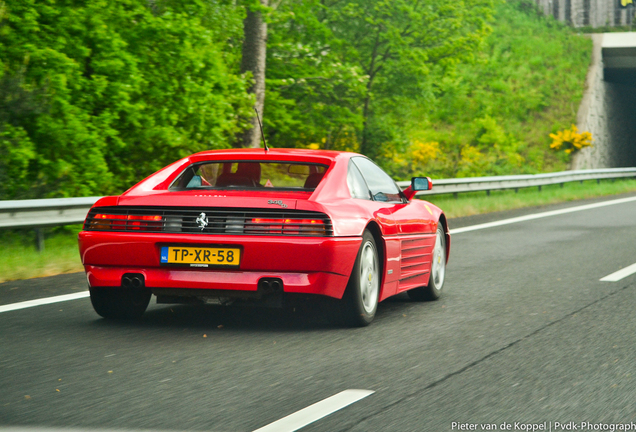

84,206,334,237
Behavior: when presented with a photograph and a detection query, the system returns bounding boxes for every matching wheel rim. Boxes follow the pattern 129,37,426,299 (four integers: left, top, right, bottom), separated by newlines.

359,241,379,314
431,228,446,289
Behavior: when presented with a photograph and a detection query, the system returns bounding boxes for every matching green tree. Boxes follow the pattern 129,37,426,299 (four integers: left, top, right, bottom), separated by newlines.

265,0,494,158
266,0,366,150
330,0,494,158
0,0,251,199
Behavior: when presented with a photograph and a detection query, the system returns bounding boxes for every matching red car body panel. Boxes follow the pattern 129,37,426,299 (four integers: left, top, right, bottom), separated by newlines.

78,148,449,303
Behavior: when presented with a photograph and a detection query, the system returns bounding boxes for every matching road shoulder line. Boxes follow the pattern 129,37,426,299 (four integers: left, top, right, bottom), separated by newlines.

601,262,636,282
252,389,374,432
0,291,89,314
449,195,636,234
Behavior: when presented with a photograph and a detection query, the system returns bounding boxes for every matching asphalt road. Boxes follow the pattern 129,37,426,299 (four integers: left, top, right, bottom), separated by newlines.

1,193,636,432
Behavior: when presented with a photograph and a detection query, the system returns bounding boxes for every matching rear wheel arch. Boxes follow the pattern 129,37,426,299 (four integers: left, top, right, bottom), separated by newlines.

364,221,385,287
342,229,380,326
438,213,450,263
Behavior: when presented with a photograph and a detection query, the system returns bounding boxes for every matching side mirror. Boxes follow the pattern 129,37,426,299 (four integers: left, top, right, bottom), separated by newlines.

403,177,433,201
412,177,432,191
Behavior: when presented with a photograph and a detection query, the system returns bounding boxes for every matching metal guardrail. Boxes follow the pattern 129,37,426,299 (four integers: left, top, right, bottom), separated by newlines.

0,197,101,229
396,168,636,197
1,168,635,250
0,197,101,251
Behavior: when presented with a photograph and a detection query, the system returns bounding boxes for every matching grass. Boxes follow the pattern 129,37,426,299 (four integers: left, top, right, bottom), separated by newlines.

0,225,85,284
1,178,636,283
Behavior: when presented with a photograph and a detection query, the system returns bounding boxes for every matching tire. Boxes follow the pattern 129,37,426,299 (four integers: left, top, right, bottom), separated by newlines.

408,222,447,301
90,287,152,319
343,230,380,327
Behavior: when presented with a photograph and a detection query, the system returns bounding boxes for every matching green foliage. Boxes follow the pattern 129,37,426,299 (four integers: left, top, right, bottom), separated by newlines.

0,71,41,198
0,0,251,199
265,0,366,151
0,0,593,201
0,123,36,199
265,0,495,157
265,0,589,180
389,0,592,180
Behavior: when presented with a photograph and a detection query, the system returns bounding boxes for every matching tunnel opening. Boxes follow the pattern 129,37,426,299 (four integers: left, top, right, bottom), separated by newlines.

602,72,636,168
600,33,636,167
575,33,636,169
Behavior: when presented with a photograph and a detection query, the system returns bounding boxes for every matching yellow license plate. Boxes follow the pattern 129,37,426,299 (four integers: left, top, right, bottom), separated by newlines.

160,246,241,267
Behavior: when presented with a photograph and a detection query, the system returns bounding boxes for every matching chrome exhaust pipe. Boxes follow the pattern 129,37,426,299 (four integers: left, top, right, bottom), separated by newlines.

258,278,283,294
122,273,144,289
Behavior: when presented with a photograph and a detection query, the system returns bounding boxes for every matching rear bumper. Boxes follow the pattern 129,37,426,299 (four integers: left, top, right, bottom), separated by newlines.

84,265,349,298
79,232,361,299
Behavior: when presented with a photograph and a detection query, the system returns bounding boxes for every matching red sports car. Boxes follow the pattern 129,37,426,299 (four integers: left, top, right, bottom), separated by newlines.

78,149,449,326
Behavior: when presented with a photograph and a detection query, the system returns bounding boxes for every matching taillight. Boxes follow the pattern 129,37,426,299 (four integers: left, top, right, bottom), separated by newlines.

89,214,163,231
250,218,284,233
90,214,126,230
127,215,163,230
247,218,326,235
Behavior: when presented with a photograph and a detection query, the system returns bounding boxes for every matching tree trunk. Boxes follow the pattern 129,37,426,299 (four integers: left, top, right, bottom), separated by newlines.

359,29,381,156
239,0,268,148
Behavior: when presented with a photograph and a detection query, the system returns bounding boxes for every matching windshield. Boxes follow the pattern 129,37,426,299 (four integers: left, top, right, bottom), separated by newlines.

170,161,328,191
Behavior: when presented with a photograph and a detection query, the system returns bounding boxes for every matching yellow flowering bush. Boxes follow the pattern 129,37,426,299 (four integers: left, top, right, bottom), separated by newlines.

411,140,440,167
549,125,592,154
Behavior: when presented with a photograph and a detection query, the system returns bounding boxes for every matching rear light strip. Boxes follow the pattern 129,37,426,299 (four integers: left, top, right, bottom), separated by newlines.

247,218,326,235
90,214,163,231
84,207,333,236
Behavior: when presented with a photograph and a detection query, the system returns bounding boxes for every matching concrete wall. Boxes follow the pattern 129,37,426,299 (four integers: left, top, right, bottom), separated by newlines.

572,34,610,168
531,0,633,28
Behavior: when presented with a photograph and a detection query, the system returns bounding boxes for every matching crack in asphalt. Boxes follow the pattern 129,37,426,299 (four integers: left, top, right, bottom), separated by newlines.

338,280,636,432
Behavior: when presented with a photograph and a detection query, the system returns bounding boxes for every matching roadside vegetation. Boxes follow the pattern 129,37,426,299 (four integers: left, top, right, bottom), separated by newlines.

385,0,591,180
0,225,84,283
0,0,605,282
0,0,590,201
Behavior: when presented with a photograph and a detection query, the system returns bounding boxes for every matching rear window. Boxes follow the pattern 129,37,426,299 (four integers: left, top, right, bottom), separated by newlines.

170,161,328,191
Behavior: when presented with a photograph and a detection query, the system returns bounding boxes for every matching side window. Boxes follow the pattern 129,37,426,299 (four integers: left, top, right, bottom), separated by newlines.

351,157,402,203
347,160,372,200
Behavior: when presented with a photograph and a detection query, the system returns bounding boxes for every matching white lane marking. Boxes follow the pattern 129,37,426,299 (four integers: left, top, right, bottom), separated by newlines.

252,389,374,432
600,263,636,282
449,195,636,235
0,291,89,314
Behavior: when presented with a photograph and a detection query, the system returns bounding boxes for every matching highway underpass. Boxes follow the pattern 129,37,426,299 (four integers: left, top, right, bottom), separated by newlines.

574,32,636,169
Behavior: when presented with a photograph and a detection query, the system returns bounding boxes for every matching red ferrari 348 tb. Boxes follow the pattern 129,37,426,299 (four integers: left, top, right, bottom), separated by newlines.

78,149,450,326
